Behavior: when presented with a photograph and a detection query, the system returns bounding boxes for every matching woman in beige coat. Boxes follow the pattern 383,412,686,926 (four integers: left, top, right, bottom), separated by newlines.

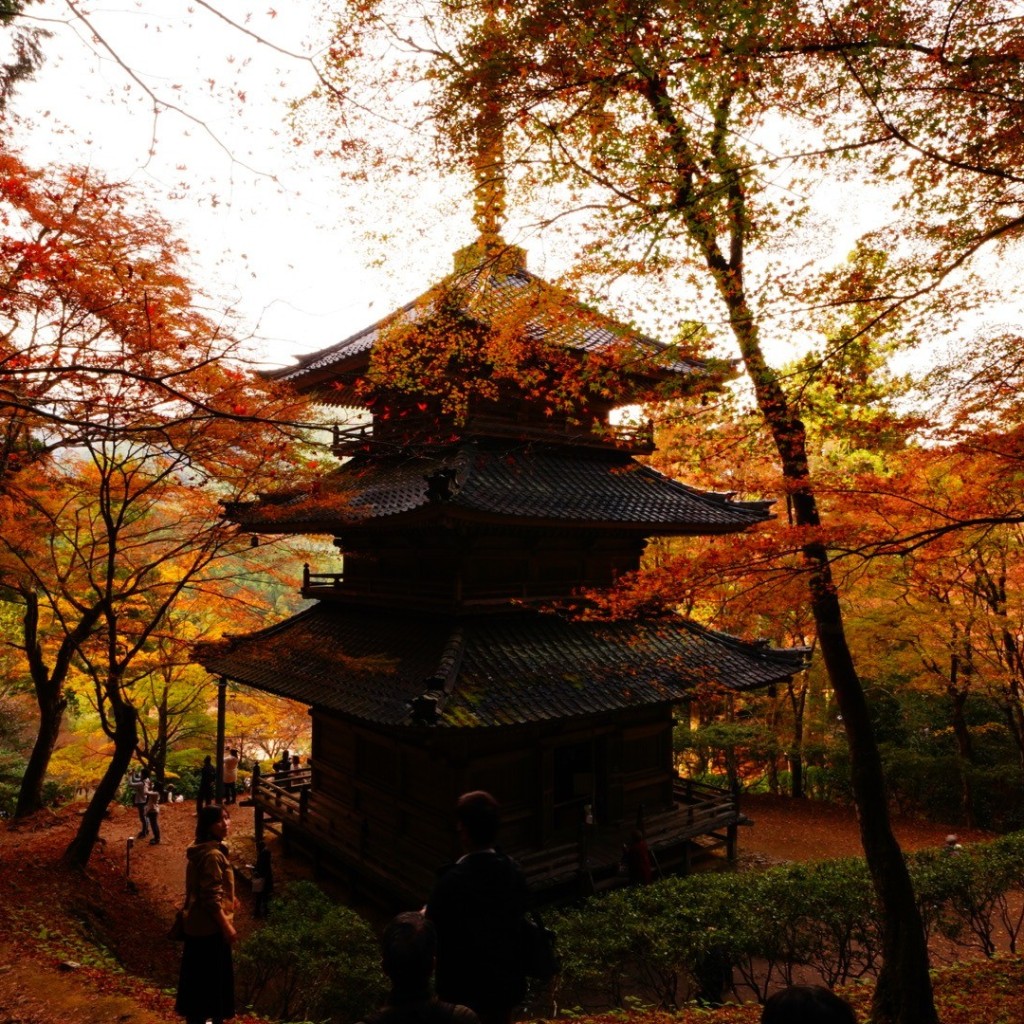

175,805,237,1024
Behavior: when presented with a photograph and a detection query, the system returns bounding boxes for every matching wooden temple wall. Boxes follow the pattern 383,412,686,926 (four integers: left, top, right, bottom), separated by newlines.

302,701,677,900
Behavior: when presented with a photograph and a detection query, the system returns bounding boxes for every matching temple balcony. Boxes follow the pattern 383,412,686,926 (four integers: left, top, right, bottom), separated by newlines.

301,565,608,610
251,771,745,906
330,415,654,457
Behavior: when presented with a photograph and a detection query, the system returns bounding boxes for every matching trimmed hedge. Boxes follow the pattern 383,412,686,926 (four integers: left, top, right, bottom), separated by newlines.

550,832,1024,1011
235,881,386,1023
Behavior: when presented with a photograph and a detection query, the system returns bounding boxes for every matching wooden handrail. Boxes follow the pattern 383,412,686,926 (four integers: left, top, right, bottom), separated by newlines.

329,416,655,454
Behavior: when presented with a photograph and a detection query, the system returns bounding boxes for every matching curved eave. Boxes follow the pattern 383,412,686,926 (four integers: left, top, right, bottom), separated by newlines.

225,446,774,537
227,496,772,537
196,605,811,730
263,248,713,400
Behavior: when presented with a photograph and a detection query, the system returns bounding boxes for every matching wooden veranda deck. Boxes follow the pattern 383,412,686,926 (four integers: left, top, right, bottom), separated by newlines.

252,772,747,905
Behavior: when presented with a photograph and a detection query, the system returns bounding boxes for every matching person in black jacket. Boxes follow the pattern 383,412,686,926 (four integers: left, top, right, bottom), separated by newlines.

252,839,273,918
358,913,478,1024
761,985,857,1024
425,791,527,1024
196,755,216,812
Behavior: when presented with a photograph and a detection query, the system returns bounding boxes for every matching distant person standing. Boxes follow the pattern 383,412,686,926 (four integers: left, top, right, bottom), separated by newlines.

222,748,240,805
274,749,291,776
146,782,163,845
622,829,653,886
197,755,216,812
130,768,151,838
426,791,527,1024
252,839,273,918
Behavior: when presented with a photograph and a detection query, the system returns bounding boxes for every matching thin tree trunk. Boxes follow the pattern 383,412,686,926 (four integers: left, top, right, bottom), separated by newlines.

947,646,976,828
15,687,64,817
712,235,934,1024
637,67,937,1022
738,308,935,1023
788,678,808,800
62,683,137,868
14,590,101,818
805,554,935,1023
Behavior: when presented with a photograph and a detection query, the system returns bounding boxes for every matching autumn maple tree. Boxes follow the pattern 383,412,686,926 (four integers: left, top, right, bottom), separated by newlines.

0,150,310,864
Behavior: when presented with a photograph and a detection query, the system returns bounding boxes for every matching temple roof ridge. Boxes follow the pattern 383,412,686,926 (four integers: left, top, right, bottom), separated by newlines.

268,235,706,393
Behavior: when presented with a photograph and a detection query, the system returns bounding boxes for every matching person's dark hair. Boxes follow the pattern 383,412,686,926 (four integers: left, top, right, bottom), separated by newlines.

381,912,437,987
140,767,150,779
762,985,858,1024
230,748,238,757
456,790,500,848
195,805,227,843
203,755,212,766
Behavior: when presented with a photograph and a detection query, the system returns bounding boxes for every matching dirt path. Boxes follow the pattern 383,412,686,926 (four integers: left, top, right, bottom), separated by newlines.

0,794,995,1024
738,792,992,866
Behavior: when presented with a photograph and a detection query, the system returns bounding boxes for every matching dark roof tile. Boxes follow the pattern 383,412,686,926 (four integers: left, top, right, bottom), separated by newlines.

232,444,771,533
198,605,808,729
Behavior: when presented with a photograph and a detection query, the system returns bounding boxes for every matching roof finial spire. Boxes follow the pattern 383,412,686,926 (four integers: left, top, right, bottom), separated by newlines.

471,8,506,245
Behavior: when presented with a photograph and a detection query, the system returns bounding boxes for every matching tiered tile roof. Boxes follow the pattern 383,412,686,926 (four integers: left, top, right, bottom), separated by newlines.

199,605,808,728
231,443,772,534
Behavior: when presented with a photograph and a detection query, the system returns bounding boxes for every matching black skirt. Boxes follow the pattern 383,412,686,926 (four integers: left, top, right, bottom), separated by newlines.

175,932,235,1021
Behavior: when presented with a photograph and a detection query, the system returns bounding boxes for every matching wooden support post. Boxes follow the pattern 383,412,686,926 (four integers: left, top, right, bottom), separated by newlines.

215,676,227,804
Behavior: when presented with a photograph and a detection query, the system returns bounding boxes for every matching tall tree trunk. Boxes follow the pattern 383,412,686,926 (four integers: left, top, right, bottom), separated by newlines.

717,256,935,1024
766,688,781,796
805,554,934,1023
947,645,977,828
152,688,170,785
638,68,937,1022
62,683,137,868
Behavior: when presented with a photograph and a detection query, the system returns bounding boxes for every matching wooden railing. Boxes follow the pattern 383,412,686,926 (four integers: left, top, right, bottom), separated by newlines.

331,422,373,455
254,773,740,898
254,772,370,864
330,416,655,456
300,564,608,607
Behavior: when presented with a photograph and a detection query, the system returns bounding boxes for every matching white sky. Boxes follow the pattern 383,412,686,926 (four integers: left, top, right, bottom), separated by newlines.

8,2,1021,379
9,0,475,369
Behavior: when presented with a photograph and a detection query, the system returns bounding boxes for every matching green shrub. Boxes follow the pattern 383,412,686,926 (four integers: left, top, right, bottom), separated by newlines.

910,833,1024,957
235,881,386,1024
551,831,1024,1009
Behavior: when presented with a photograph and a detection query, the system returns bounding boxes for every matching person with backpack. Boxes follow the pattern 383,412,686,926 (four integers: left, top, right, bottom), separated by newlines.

222,748,240,805
425,792,527,1024
145,782,163,845
130,768,151,838
196,755,216,813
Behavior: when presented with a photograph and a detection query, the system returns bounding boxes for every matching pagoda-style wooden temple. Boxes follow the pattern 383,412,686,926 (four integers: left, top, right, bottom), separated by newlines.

199,237,806,906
